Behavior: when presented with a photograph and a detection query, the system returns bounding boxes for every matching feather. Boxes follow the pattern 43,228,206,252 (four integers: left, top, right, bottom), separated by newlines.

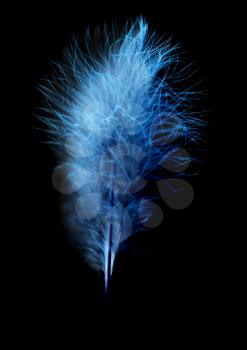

39,17,206,294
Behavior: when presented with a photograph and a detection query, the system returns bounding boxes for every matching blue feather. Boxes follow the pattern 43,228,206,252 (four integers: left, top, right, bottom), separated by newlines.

39,18,206,293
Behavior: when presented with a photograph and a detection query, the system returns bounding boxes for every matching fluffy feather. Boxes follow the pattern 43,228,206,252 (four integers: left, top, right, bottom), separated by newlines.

39,18,205,292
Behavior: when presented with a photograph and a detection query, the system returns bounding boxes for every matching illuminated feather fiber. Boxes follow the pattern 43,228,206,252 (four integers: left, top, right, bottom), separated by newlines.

40,18,205,293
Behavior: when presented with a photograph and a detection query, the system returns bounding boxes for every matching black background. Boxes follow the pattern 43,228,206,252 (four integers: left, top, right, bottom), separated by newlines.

31,8,217,338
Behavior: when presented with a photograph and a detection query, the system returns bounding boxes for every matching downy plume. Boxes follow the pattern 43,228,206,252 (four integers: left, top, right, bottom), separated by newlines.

39,18,206,294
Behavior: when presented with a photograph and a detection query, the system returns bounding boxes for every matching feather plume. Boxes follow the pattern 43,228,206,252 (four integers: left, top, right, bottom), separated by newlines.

39,18,205,294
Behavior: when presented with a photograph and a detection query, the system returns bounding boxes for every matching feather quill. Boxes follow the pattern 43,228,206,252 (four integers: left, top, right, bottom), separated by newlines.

39,18,205,294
